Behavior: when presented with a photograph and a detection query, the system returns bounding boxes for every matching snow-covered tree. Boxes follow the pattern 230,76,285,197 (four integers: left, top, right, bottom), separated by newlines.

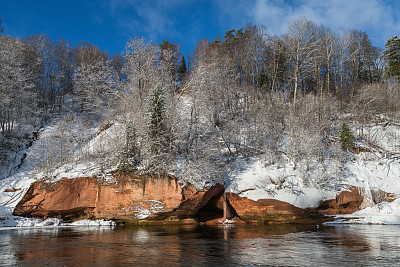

286,18,320,106
118,122,140,172
142,85,172,173
123,37,159,109
73,61,118,118
0,36,35,134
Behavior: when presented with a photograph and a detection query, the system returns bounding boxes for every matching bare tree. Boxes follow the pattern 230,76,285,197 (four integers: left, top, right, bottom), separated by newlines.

73,61,117,118
123,37,159,109
0,36,34,133
286,18,320,106
333,29,352,94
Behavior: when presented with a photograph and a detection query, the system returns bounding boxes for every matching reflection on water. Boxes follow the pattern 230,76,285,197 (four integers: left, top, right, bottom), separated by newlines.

0,224,399,266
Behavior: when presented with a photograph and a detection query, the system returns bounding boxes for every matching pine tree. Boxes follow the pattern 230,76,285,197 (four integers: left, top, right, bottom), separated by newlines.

340,122,354,151
0,18,4,34
382,35,400,80
149,86,166,141
118,123,140,172
177,56,187,82
146,85,170,171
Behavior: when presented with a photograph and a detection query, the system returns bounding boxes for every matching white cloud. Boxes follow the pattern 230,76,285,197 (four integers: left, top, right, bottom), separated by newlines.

107,0,185,42
103,0,399,49
249,0,400,46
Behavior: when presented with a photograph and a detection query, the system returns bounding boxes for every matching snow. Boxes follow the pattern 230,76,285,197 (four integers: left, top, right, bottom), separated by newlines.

1,217,61,228
360,124,400,155
130,200,166,219
69,219,116,227
225,156,337,209
30,119,123,182
0,104,399,226
0,116,68,215
0,217,116,229
344,156,400,196
225,125,400,212
325,199,400,225
0,113,119,228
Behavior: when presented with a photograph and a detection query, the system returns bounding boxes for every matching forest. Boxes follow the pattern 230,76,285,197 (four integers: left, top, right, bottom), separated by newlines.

1,17,400,186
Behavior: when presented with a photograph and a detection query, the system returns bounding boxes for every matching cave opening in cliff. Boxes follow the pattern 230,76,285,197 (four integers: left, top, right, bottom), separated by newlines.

195,192,238,222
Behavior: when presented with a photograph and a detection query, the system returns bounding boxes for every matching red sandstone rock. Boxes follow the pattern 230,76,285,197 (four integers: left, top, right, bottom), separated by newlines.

316,186,395,215
226,193,305,221
314,186,364,215
13,175,397,224
13,175,224,221
225,186,398,223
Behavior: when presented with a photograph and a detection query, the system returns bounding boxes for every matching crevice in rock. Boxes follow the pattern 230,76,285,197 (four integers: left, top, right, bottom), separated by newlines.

195,190,238,222
195,193,223,222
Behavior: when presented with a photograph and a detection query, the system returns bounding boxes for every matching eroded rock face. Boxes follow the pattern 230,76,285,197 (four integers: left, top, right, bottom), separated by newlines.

13,175,224,221
316,186,396,215
226,193,306,223
371,189,396,204
317,186,364,215
225,186,398,223
13,175,397,224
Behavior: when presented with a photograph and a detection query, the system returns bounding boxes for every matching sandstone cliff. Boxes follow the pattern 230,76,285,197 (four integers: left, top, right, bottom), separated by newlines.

13,175,396,224
13,175,224,222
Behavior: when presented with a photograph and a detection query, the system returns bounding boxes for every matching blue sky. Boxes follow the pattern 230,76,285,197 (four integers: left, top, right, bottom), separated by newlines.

1,0,399,57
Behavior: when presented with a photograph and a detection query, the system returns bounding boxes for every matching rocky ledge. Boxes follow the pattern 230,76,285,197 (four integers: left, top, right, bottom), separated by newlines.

13,175,397,224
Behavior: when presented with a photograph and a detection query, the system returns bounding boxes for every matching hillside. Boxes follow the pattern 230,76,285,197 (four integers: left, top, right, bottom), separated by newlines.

1,92,399,226
1,19,400,226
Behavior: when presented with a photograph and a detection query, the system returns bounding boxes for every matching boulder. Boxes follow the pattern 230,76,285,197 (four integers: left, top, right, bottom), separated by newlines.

226,193,307,223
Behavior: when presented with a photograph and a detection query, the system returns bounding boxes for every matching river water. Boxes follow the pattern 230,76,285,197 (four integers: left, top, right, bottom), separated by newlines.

0,224,399,266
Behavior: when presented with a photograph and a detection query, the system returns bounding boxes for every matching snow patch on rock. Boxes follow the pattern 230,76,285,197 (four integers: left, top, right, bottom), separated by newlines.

0,217,115,229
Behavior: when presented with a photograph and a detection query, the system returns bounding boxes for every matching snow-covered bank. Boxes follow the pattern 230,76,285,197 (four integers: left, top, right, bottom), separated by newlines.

0,114,119,228
325,199,400,225
1,105,399,225
0,216,115,229
225,150,400,210
0,117,62,223
225,156,338,209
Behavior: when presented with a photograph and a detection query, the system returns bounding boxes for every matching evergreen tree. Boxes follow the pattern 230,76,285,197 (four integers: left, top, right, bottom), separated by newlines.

224,29,236,43
382,35,400,80
177,56,187,82
146,85,170,171
118,123,140,172
340,122,354,151
149,86,166,141
0,18,4,34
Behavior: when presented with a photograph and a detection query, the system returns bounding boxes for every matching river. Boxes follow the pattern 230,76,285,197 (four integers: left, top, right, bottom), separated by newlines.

0,224,399,266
